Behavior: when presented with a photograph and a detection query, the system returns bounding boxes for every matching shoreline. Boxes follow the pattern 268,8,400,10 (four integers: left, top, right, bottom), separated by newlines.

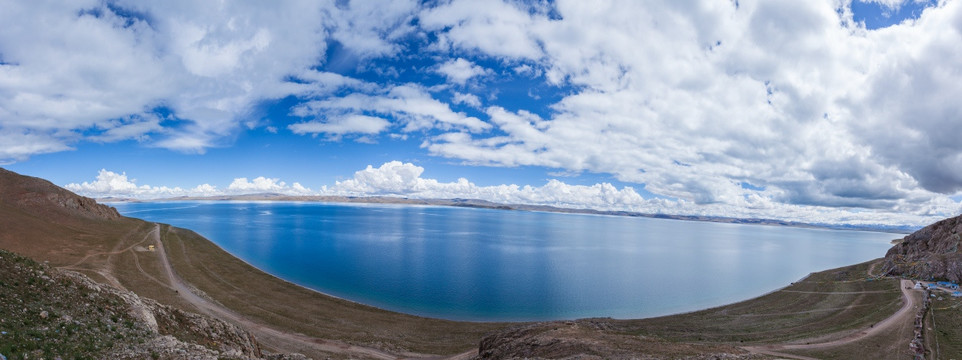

116,201,896,323
158,220,910,358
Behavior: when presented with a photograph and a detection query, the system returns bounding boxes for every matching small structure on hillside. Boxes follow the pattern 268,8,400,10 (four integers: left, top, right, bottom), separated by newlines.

935,281,959,290
914,282,923,289
952,291,962,297
148,245,156,252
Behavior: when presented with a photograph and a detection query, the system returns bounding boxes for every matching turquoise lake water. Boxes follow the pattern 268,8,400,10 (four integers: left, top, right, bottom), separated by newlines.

112,201,896,321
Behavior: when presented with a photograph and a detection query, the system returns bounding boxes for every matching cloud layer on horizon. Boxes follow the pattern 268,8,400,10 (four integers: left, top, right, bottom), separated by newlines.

4,0,962,223
66,162,955,227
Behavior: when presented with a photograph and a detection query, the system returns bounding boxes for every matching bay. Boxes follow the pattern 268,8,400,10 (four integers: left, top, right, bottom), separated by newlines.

112,201,896,321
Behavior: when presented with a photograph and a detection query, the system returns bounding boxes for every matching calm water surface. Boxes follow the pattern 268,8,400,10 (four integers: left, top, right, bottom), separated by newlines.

112,201,895,321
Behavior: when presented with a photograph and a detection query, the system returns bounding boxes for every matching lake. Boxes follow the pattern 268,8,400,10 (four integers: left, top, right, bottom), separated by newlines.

112,201,896,321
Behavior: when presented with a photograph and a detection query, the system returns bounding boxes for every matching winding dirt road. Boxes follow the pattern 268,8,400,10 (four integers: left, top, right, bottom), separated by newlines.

743,279,918,359
56,222,475,359
149,223,415,360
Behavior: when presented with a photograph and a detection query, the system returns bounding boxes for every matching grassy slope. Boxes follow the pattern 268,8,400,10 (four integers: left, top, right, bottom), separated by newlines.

0,249,154,359
925,293,962,359
618,260,901,343
471,259,920,359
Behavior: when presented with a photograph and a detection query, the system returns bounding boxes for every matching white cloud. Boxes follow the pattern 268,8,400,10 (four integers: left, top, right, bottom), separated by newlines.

63,162,960,226
435,58,492,85
66,169,313,199
856,0,925,10
323,161,956,227
451,92,482,108
291,84,490,133
327,0,419,59
327,161,658,211
288,115,391,138
65,169,189,198
417,0,961,217
0,130,74,164
227,176,313,195
419,0,545,59
0,1,414,159
6,0,962,223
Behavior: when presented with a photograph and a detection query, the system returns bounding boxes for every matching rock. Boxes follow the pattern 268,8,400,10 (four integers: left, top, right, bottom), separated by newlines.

0,249,300,360
883,214,962,282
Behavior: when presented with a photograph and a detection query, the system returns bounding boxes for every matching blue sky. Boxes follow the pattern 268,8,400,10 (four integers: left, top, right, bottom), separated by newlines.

1,0,961,226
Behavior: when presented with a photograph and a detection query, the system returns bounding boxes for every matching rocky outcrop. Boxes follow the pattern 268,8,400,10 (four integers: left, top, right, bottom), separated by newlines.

908,290,930,360
0,167,120,221
883,214,962,282
0,249,302,360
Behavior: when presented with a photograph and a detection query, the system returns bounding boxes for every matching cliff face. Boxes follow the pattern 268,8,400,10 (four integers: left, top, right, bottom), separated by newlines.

884,214,962,282
0,168,120,221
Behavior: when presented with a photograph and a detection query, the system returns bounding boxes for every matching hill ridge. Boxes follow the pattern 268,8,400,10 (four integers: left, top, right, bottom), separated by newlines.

0,167,120,221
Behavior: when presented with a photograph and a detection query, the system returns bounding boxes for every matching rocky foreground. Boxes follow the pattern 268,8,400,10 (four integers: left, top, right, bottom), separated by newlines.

884,213,962,282
0,249,304,360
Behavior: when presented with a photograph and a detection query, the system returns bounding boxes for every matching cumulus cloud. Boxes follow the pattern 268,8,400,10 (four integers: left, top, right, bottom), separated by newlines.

64,162,958,226
324,161,954,227
435,58,492,85
66,169,313,199
325,161,667,211
227,176,312,195
451,92,482,108
65,169,192,198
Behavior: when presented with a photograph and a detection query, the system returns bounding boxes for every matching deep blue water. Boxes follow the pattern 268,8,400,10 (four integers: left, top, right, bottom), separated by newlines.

112,201,895,321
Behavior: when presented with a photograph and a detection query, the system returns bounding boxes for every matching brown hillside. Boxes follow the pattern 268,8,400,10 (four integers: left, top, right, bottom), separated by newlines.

884,213,962,282
0,167,134,267
0,167,120,221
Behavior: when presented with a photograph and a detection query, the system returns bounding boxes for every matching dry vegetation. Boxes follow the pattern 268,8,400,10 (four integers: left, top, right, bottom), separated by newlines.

924,292,962,359
618,261,902,344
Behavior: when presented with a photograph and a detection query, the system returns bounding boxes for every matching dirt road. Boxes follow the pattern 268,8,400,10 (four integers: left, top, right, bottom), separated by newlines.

56,222,474,359
149,223,413,360
744,279,917,359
